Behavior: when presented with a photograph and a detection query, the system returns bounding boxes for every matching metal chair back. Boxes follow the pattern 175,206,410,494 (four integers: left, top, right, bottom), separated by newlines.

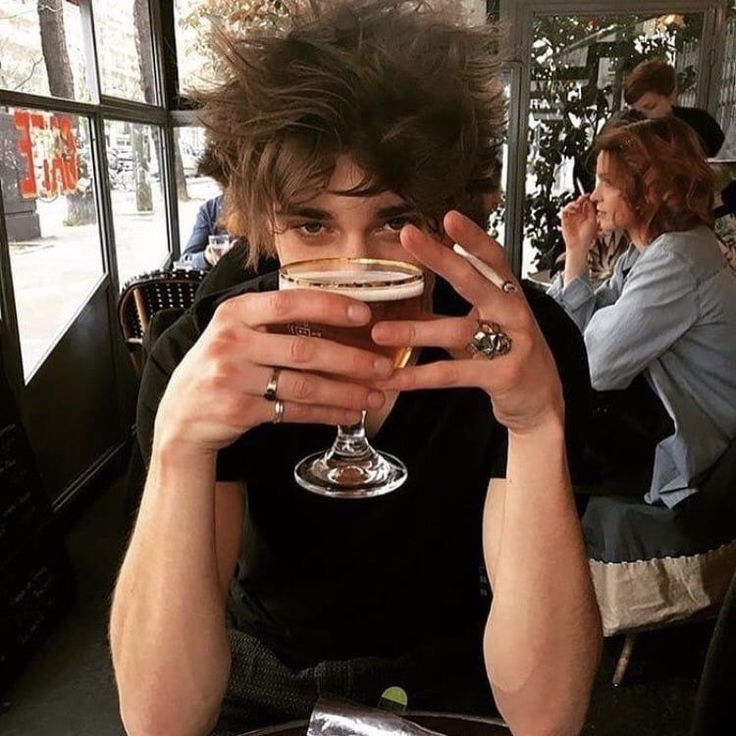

117,268,205,375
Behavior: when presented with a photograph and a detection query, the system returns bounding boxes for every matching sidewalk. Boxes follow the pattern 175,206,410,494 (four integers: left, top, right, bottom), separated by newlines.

7,178,216,379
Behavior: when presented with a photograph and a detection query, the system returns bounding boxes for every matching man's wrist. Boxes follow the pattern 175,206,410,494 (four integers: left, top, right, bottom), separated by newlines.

152,432,218,470
508,409,565,443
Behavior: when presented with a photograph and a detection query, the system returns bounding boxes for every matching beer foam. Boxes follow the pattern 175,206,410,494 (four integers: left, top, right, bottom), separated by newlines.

279,270,424,302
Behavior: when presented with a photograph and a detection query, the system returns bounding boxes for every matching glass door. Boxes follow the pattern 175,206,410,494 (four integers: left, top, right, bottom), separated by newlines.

501,0,727,279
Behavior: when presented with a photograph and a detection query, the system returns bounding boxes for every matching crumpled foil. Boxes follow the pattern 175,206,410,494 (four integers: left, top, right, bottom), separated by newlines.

307,698,445,736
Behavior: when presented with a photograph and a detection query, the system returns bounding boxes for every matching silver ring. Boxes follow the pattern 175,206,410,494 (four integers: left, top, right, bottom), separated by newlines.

272,399,285,424
467,321,512,360
501,280,518,294
263,367,281,402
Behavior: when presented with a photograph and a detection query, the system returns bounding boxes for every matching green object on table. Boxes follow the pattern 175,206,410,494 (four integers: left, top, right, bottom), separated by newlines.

379,685,408,712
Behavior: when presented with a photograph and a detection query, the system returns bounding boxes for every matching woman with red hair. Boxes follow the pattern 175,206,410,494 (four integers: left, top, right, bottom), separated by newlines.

550,116,736,508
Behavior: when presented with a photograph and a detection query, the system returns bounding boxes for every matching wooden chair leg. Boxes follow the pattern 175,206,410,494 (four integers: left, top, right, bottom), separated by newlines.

613,633,638,687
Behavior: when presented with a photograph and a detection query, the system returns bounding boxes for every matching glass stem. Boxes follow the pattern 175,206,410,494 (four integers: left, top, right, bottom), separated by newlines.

328,411,374,461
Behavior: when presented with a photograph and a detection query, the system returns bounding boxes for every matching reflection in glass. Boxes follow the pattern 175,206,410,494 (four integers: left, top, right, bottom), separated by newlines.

93,0,156,103
105,121,168,285
0,0,90,101
522,12,703,278
0,108,102,381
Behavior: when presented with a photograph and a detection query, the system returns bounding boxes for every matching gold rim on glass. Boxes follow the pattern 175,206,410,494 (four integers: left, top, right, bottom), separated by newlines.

278,257,423,290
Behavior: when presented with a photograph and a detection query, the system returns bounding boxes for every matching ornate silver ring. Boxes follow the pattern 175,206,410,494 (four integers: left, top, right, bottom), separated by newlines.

467,321,512,360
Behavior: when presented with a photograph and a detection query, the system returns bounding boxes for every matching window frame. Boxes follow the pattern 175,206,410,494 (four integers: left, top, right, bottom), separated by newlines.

0,0,182,388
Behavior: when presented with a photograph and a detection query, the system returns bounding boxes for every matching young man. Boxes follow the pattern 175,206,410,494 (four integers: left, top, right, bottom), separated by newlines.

623,58,724,157
110,3,601,735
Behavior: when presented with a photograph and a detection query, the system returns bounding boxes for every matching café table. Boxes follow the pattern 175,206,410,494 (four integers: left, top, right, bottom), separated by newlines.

240,711,509,736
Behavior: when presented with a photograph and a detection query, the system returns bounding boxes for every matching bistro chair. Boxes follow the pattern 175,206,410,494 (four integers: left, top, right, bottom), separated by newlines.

582,437,736,686
117,267,206,376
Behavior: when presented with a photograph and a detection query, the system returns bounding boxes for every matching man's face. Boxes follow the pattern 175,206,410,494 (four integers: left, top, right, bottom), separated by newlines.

591,152,637,233
272,156,426,267
631,90,676,119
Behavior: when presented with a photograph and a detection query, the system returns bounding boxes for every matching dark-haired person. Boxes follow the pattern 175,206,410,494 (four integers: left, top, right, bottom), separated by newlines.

109,3,601,735
550,116,736,506
178,147,231,270
623,58,724,157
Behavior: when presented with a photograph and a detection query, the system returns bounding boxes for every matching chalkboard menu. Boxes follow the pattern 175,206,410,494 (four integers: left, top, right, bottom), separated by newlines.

0,359,75,693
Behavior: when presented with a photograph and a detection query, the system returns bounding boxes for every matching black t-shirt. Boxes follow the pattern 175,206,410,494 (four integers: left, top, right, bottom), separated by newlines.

673,106,725,158
137,271,590,668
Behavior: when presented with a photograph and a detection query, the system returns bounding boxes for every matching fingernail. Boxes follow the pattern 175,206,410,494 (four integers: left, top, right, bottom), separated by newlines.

348,304,370,322
374,357,394,376
371,324,387,342
367,391,385,408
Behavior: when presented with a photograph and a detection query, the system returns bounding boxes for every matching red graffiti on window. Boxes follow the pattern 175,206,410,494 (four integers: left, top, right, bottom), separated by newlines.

14,111,80,200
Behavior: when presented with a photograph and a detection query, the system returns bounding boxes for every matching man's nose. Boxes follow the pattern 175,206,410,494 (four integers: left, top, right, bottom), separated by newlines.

342,233,371,258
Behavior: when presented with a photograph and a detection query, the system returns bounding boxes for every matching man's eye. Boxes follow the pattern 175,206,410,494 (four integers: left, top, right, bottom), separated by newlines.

384,217,411,232
297,222,324,235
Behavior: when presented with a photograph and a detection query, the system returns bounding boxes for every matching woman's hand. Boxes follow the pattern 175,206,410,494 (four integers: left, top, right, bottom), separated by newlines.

371,211,564,435
561,195,598,286
154,290,394,457
561,194,598,254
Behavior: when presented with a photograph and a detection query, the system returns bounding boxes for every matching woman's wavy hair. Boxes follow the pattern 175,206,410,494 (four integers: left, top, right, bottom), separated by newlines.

194,0,505,267
593,116,715,241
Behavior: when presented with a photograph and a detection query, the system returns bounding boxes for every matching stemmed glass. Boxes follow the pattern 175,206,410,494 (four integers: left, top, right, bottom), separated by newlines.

278,258,425,498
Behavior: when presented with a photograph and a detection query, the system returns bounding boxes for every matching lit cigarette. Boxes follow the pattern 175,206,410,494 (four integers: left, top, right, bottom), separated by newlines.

452,243,515,292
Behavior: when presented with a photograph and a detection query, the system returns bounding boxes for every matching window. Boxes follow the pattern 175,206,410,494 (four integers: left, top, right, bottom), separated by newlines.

0,107,103,381
0,0,91,101
105,120,168,284
174,126,221,261
92,0,156,104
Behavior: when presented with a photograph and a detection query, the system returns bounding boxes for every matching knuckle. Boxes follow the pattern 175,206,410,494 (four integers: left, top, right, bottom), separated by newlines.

289,336,313,364
291,375,316,401
270,290,293,317
438,362,460,385
205,363,231,391
211,325,237,348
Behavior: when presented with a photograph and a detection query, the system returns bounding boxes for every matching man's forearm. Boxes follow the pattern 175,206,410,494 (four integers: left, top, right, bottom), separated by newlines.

110,442,231,736
483,420,601,735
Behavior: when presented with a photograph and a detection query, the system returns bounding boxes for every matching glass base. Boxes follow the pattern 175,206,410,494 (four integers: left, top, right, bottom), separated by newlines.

294,449,408,498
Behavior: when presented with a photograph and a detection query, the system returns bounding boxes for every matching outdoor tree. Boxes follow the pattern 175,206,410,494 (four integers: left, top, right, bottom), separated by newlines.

132,0,154,212
0,0,44,94
36,0,95,226
177,0,288,89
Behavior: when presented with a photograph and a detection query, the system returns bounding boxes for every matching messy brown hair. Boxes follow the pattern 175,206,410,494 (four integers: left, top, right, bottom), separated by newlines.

623,58,676,105
594,116,715,241
194,0,505,268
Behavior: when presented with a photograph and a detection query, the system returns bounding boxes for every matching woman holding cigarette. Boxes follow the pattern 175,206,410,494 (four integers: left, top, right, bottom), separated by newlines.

549,116,736,508
110,3,601,735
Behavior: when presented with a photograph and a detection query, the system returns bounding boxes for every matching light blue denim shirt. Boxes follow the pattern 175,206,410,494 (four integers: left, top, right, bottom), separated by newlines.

548,226,736,507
